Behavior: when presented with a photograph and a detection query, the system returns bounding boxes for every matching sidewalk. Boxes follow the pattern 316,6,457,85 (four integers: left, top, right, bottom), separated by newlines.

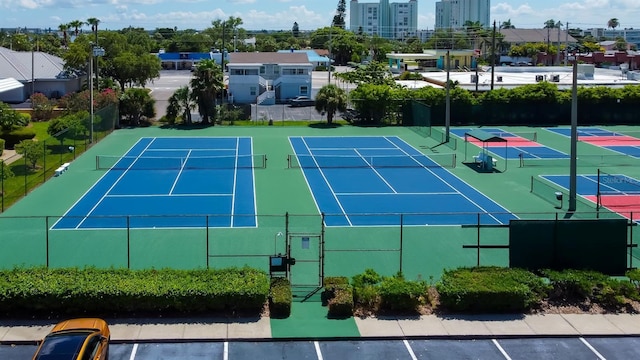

1,313,640,343
0,149,21,165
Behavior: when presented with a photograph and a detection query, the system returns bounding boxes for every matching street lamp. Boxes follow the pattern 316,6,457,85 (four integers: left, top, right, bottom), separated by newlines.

89,45,105,144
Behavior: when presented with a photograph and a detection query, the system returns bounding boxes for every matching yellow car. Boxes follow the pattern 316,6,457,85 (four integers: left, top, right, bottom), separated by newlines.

32,318,110,360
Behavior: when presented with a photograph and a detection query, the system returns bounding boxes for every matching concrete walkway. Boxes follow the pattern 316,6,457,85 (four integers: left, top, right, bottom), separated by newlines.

1,313,640,343
0,149,21,165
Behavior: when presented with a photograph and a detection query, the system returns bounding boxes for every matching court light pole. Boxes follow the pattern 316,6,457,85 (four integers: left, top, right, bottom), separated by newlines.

89,44,105,144
568,54,578,212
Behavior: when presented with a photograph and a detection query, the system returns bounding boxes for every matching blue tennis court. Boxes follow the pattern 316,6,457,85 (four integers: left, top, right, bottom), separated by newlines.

52,137,259,229
289,136,515,226
452,127,568,160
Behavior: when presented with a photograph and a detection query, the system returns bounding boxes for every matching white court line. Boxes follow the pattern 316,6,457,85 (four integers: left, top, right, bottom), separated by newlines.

169,149,191,195
336,191,460,196
580,337,606,360
384,136,506,224
300,137,352,226
492,339,512,360
230,137,240,228
105,193,232,198
354,149,397,194
76,138,157,229
128,343,138,360
403,339,418,360
314,341,323,360
223,341,229,360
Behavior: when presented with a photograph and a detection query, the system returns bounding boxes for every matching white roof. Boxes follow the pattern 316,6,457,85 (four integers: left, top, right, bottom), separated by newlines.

395,80,442,89
0,78,24,92
420,66,639,91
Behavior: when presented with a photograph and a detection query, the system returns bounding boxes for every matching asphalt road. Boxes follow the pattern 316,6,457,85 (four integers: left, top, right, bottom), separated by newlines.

4,337,640,359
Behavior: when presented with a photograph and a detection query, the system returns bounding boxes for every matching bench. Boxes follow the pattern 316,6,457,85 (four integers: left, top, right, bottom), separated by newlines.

61,162,70,171
473,152,497,169
54,166,65,176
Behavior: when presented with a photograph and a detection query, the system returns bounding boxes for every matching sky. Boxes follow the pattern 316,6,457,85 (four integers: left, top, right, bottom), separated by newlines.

1,0,640,32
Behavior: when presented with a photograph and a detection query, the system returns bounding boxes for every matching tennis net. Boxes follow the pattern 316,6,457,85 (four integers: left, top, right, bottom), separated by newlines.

287,153,457,169
580,131,640,142
597,169,640,208
519,153,640,167
96,154,268,170
496,131,537,142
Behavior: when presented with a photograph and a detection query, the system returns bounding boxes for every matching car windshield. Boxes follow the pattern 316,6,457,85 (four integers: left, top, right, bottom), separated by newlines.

35,332,90,360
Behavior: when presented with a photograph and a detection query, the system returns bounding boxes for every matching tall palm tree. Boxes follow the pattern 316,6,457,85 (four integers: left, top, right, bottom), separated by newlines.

607,18,620,30
68,20,84,38
314,84,347,125
58,24,69,48
189,59,224,125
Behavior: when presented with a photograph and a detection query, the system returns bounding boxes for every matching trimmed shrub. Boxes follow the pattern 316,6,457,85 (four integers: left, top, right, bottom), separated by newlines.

0,127,36,149
437,267,548,313
269,277,292,318
0,138,4,155
352,269,381,310
379,273,427,313
323,277,353,318
0,267,269,316
543,269,638,308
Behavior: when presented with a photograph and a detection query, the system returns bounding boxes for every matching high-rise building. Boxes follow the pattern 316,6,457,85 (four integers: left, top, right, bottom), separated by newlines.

350,0,417,39
435,0,490,29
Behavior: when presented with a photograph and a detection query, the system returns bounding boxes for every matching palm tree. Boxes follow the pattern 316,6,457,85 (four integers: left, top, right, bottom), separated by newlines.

314,84,347,125
607,18,620,30
86,17,100,44
500,19,515,29
168,86,195,125
58,24,69,48
68,20,84,38
189,59,224,125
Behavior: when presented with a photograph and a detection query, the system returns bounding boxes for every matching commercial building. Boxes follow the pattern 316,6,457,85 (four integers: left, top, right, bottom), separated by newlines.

435,0,491,29
349,0,418,39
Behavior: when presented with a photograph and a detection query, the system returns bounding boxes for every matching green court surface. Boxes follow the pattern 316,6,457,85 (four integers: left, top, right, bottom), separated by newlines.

270,302,360,338
1,124,639,282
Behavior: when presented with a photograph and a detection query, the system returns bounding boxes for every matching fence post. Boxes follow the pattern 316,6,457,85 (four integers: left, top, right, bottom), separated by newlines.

206,215,210,269
1,160,4,212
23,154,27,196
45,216,49,268
43,140,47,184
476,213,481,267
399,214,404,274
127,216,131,269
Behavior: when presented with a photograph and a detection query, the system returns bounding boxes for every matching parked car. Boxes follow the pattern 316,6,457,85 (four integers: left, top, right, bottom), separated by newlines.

341,108,361,123
289,96,315,107
33,318,110,360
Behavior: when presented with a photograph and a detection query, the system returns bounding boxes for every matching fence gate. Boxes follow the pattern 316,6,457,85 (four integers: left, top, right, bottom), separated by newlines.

287,232,323,301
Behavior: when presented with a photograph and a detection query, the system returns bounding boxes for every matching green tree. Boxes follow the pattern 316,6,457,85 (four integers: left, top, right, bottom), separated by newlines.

500,19,515,29
614,37,628,51
292,22,300,38
607,18,620,30
334,61,396,86
1,160,14,180
333,0,347,29
119,88,155,126
47,111,88,141
15,140,45,169
58,23,69,48
30,93,54,121
190,59,224,125
314,85,347,125
0,102,26,131
167,86,194,125
68,20,84,38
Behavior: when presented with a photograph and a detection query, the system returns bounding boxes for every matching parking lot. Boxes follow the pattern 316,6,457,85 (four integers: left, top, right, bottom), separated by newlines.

4,337,640,359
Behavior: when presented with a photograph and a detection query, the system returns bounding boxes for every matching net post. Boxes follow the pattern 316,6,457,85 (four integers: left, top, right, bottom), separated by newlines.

596,168,601,210
519,153,524,167
287,155,291,169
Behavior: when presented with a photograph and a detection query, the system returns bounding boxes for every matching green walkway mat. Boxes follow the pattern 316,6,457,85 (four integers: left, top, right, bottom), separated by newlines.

270,302,360,338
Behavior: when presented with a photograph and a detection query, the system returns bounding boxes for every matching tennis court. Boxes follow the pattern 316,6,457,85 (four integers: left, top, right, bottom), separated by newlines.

288,136,515,226
451,127,568,160
541,172,640,221
52,137,261,230
547,127,640,157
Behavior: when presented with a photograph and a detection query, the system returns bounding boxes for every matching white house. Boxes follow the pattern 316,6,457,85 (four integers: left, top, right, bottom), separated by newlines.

227,52,313,105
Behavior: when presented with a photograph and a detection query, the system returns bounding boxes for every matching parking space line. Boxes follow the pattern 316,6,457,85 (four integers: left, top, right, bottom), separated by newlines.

224,341,229,360
314,341,323,360
129,343,138,360
403,339,418,360
580,337,606,360
492,339,512,360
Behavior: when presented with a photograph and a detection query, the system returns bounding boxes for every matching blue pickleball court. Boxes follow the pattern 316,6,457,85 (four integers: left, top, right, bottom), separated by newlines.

52,137,259,229
289,136,515,226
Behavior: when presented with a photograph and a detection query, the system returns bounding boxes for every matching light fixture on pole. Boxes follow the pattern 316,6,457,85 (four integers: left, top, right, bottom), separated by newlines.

89,45,105,144
274,232,283,254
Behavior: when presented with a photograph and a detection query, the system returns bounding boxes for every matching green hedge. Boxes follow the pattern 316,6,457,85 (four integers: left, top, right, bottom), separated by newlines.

0,138,4,155
0,127,36,149
269,277,292,318
437,267,548,313
0,267,269,316
323,277,353,318
379,274,428,312
543,269,639,308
